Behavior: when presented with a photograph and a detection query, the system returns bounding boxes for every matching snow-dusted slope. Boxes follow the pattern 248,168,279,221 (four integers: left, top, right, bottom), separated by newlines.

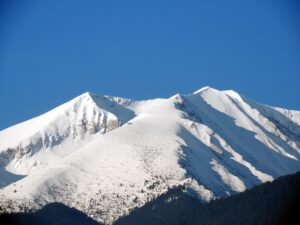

0,92,135,177
0,87,299,224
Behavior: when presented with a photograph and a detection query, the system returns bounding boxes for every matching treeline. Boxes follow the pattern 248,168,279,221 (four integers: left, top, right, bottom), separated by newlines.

114,172,300,225
1,172,299,225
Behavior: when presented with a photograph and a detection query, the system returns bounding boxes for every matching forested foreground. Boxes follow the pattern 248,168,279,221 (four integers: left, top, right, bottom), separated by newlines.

115,171,300,225
0,202,103,225
1,172,300,225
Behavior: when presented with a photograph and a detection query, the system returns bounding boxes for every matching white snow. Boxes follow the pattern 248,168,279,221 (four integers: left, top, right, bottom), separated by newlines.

0,87,299,224
0,92,135,175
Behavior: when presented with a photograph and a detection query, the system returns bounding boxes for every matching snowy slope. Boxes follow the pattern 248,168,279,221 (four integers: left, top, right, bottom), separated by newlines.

0,92,135,177
0,87,299,224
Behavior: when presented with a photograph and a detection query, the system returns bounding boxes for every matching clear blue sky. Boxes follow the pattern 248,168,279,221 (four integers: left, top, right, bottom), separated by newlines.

0,0,299,130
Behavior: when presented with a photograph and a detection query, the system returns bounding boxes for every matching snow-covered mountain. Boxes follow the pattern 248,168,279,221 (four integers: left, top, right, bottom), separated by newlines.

0,87,299,224
0,93,135,176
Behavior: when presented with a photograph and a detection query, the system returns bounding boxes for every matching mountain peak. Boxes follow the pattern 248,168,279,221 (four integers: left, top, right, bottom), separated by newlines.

223,89,243,102
193,86,216,95
82,91,92,97
76,91,97,102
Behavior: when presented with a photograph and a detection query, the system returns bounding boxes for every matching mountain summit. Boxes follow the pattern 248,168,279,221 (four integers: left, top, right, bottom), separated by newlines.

0,87,299,224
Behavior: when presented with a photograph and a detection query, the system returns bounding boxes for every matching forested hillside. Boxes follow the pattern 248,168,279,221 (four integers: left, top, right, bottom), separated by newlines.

115,171,300,225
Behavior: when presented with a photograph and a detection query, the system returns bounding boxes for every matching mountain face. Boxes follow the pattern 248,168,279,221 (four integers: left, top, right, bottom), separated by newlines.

0,87,299,224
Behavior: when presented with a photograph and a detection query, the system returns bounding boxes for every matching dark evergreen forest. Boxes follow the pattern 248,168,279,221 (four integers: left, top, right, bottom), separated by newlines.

115,172,300,225
0,202,103,225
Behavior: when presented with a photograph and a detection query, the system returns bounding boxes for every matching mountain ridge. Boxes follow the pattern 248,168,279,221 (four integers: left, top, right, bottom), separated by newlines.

0,87,299,224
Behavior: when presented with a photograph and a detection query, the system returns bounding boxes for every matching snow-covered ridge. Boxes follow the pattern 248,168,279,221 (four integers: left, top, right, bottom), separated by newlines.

0,92,135,175
0,87,299,224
